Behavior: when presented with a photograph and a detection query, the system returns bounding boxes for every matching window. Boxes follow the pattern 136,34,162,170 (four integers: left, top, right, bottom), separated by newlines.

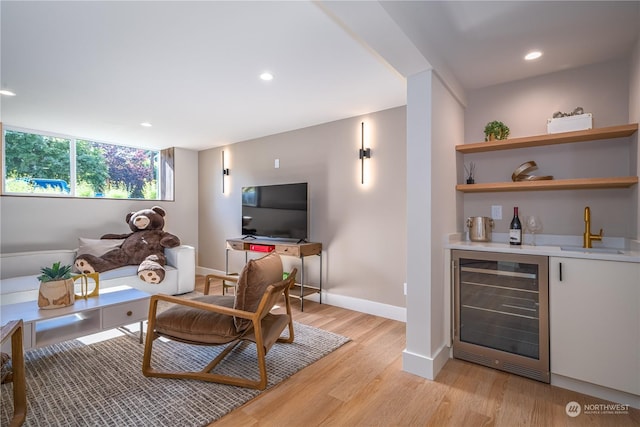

1,126,174,200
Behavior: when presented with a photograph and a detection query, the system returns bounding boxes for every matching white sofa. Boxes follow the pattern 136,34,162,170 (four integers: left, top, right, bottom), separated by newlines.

0,245,196,305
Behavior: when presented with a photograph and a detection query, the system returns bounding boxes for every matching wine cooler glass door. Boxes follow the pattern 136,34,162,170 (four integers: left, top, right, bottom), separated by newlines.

453,250,549,383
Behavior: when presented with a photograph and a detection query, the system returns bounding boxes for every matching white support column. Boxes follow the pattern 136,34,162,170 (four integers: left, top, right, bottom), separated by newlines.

403,70,436,378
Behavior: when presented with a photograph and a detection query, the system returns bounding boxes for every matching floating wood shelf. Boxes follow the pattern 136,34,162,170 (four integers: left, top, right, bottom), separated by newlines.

456,123,639,193
456,177,639,193
456,123,638,154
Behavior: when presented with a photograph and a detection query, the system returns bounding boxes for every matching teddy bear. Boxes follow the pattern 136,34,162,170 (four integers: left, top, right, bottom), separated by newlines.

74,206,180,284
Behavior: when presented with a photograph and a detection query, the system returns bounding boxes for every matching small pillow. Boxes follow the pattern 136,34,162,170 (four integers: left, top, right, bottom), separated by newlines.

234,252,283,331
77,237,125,257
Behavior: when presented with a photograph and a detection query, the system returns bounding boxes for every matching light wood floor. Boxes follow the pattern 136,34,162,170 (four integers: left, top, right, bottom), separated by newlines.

198,277,639,427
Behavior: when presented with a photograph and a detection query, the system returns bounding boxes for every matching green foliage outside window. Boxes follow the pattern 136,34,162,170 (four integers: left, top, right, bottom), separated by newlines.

3,129,160,199
4,131,71,183
142,180,158,199
103,182,132,199
5,179,68,194
95,143,156,198
76,140,109,192
75,181,96,197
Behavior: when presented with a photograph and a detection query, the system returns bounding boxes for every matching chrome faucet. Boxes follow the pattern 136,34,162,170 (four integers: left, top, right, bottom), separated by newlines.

583,206,603,248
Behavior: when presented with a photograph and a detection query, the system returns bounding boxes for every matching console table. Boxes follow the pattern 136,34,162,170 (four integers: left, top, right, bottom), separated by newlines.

225,238,322,311
0,286,149,350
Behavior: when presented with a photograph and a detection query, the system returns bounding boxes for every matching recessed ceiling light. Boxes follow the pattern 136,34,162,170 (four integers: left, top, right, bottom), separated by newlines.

140,122,152,127
0,89,16,96
524,51,542,61
260,72,274,81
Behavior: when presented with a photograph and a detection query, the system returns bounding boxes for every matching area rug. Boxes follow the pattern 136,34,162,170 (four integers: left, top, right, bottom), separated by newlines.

0,322,349,426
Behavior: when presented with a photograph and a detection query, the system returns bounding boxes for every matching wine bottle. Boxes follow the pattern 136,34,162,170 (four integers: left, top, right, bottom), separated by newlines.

509,207,522,246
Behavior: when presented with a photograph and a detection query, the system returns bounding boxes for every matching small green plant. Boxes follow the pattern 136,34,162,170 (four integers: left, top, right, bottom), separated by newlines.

37,262,73,282
484,121,510,141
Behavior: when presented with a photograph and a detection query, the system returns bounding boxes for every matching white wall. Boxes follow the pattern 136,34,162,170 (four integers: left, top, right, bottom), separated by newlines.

463,59,637,239
0,148,199,253
198,107,407,312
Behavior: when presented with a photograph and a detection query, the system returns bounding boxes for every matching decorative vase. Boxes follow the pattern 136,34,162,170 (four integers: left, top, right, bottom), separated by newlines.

73,272,100,299
38,278,75,309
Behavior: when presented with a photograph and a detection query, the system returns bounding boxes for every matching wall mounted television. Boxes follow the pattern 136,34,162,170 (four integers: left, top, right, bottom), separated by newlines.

241,182,308,241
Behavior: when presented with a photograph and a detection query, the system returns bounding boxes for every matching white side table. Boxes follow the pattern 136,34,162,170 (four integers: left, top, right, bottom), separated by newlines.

1,286,149,350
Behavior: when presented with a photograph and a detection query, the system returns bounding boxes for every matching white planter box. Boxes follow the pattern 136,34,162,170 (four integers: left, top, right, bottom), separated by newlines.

547,113,592,134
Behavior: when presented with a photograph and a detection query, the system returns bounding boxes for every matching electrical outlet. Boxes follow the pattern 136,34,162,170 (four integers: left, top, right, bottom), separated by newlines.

491,205,502,220
403,282,407,295
274,158,280,169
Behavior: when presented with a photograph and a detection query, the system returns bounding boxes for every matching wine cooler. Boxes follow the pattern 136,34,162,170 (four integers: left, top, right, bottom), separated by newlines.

452,250,549,383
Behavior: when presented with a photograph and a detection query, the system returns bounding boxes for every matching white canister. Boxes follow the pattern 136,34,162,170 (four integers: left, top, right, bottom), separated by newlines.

466,216,494,242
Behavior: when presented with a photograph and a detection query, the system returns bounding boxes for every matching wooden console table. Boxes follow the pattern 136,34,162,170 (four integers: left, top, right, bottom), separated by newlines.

225,238,322,311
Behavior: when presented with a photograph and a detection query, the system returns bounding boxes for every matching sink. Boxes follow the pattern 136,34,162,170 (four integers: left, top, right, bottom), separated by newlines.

560,246,624,255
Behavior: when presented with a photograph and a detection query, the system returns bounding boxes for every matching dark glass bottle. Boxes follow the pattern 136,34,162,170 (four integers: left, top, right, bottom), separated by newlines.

509,207,522,246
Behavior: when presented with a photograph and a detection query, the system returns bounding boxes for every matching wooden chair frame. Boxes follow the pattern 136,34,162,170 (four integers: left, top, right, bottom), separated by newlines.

204,272,238,295
142,269,296,390
1,320,27,427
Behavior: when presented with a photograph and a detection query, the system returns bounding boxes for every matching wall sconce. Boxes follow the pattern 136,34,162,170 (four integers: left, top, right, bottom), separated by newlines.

359,121,371,184
222,150,230,194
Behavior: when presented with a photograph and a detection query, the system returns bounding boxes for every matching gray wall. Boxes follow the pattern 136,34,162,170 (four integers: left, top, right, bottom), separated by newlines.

198,106,407,309
0,148,199,253
463,59,638,239
631,40,640,239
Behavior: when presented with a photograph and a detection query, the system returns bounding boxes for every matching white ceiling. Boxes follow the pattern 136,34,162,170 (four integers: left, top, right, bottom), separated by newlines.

380,1,640,90
1,1,638,151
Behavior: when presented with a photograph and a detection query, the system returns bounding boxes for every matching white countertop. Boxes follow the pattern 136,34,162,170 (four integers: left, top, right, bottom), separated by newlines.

445,234,640,263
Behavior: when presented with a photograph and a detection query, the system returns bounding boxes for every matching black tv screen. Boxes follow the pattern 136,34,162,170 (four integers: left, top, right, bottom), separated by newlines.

241,183,308,240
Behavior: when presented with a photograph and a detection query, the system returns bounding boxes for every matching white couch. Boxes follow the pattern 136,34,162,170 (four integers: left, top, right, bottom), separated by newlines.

0,245,196,305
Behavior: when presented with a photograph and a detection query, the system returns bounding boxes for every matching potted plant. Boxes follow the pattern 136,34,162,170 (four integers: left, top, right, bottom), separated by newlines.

484,121,510,141
37,261,75,309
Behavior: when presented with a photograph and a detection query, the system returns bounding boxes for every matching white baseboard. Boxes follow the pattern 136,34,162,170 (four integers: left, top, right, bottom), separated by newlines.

432,344,451,376
402,344,450,380
196,267,225,276
196,266,406,322
320,292,406,322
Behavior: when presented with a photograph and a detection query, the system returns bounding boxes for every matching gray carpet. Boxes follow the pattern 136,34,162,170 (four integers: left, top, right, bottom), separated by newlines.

1,322,349,426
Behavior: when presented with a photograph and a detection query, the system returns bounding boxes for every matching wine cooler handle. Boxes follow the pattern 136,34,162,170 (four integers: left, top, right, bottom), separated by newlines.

450,259,457,346
559,262,563,282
